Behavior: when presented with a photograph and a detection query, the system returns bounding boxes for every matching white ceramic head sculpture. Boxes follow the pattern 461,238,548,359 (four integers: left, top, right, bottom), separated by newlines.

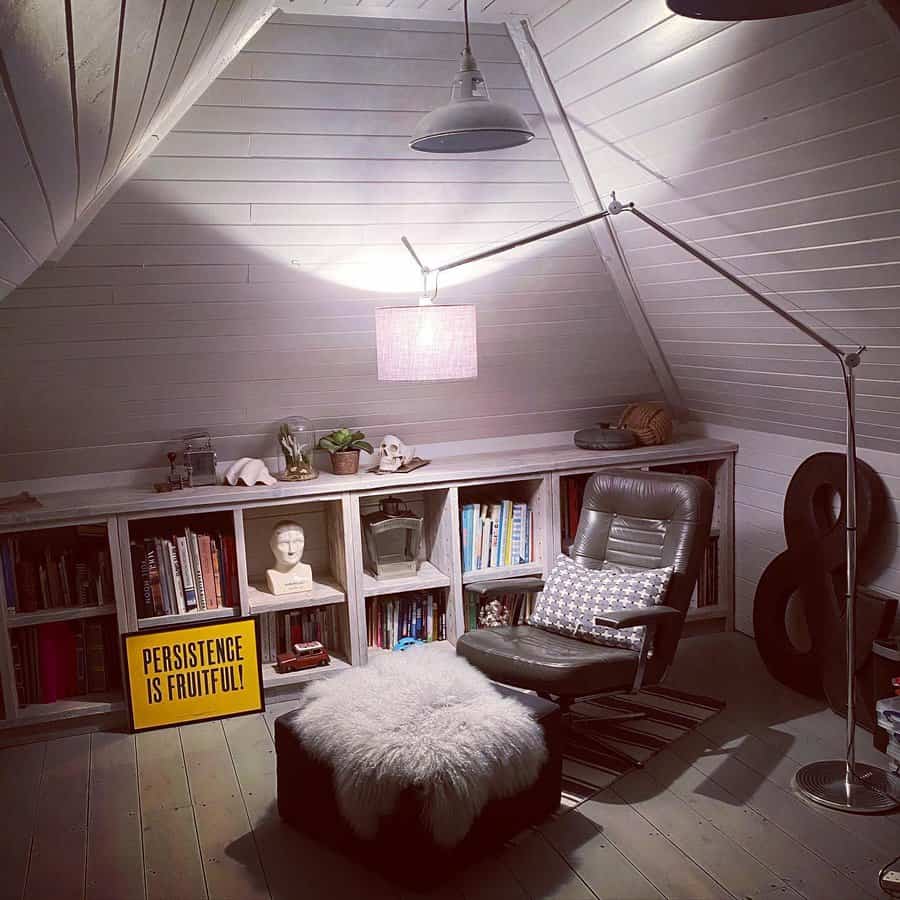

266,520,313,595
378,434,414,472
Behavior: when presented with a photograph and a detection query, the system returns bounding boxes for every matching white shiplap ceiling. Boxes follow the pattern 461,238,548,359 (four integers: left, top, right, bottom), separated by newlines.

2,0,899,463
0,0,273,300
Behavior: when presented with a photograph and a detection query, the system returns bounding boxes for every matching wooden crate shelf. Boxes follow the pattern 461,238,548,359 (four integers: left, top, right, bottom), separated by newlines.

0,436,736,727
136,605,241,630
462,562,544,585
6,604,118,629
362,560,450,598
261,654,351,690
247,577,345,615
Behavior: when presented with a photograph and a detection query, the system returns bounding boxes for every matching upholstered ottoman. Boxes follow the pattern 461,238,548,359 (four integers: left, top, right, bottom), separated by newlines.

276,681,562,889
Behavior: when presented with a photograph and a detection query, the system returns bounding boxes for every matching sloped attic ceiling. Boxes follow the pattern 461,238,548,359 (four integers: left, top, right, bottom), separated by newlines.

0,0,272,299
0,9,664,482
528,0,900,453
284,0,900,454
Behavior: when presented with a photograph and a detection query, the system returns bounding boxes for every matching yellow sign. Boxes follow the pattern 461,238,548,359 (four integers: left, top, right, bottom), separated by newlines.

123,616,264,731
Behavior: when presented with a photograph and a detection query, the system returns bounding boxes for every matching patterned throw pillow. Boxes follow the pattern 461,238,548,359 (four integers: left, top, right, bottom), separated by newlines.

529,553,673,651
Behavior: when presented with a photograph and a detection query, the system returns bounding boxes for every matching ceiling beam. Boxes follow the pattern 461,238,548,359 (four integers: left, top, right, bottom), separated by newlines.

505,17,687,420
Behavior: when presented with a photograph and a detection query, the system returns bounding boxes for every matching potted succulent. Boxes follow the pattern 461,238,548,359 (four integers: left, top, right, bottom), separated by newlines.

318,428,373,475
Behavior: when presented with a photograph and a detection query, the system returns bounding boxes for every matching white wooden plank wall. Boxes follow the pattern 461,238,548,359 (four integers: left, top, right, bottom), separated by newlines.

531,0,900,454
0,13,662,482
692,422,900,636
0,0,271,299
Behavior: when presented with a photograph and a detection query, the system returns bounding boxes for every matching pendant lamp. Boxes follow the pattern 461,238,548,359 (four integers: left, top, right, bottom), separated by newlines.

375,302,477,382
667,0,852,18
410,0,534,153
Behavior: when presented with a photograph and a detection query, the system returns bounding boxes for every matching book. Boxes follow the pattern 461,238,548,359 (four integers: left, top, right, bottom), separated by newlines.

144,540,164,616
198,534,218,610
85,620,107,693
210,539,223,608
155,538,173,615
187,530,207,610
176,535,198,610
167,540,186,615
489,504,502,567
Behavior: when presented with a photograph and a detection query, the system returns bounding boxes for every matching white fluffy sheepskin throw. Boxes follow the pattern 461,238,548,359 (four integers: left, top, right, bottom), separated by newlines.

294,646,547,847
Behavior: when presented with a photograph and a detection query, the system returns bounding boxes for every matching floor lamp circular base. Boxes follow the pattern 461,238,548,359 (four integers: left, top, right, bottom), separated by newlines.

793,761,900,813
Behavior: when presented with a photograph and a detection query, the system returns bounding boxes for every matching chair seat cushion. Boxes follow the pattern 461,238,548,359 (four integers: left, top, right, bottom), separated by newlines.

456,625,638,696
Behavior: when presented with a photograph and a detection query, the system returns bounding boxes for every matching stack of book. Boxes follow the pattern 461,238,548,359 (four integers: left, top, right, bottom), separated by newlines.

560,474,591,549
693,532,719,609
464,591,534,632
10,617,120,706
1,526,115,616
460,501,534,572
260,606,341,665
366,591,446,649
130,528,239,619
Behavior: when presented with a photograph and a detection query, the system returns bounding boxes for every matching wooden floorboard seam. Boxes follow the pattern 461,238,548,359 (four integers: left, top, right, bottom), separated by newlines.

221,718,274,900
607,782,744,900
675,730,885,898
178,725,211,900
19,742,46,900
619,756,806,900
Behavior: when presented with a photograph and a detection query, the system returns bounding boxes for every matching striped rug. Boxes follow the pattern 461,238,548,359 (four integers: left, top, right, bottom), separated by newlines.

561,684,725,808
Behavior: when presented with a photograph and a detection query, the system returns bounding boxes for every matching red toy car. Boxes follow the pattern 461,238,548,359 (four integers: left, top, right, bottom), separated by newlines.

276,640,330,673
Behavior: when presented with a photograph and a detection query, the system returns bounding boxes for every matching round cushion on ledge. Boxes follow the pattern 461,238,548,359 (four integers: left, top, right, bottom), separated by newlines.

573,425,638,451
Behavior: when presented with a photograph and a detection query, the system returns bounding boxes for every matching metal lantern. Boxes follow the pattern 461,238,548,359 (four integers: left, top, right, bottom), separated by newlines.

362,496,423,580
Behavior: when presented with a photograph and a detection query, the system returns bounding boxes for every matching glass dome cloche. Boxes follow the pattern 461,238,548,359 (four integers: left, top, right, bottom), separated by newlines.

276,417,318,482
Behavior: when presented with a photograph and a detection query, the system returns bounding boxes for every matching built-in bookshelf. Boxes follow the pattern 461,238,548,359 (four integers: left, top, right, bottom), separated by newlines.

458,477,547,584
0,436,736,729
463,589,535,632
0,520,126,726
366,589,448,650
123,508,242,629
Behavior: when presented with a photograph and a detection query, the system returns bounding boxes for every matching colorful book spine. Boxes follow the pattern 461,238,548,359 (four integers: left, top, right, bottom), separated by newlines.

176,536,198,610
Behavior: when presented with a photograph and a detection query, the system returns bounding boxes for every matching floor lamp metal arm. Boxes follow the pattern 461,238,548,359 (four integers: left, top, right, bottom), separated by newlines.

400,192,897,812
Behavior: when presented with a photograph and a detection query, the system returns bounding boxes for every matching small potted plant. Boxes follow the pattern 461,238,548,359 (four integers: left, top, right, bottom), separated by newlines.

318,428,373,475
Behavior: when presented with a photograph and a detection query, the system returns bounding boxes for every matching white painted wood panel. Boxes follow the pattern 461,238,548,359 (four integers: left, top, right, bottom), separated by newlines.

0,1,271,300
532,0,900,452
1,13,660,481
693,422,900,636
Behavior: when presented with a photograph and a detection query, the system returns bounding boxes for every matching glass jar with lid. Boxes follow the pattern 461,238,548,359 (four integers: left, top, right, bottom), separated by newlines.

276,417,318,481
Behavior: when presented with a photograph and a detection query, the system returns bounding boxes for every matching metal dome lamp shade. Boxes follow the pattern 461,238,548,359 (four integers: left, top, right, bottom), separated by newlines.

410,0,534,153
667,0,852,18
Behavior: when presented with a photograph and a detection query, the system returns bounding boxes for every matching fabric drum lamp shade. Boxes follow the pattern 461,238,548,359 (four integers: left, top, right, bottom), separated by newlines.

376,304,478,382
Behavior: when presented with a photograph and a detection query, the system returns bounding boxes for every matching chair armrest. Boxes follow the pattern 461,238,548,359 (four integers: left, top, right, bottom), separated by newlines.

593,605,682,630
466,578,545,597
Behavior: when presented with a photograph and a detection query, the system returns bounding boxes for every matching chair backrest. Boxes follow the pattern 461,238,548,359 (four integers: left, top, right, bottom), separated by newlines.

569,467,714,670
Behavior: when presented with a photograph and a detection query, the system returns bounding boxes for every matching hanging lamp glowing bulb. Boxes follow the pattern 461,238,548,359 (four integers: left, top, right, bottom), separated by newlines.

409,0,534,153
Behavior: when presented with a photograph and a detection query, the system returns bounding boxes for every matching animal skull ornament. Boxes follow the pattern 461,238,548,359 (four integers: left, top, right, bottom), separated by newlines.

378,434,414,472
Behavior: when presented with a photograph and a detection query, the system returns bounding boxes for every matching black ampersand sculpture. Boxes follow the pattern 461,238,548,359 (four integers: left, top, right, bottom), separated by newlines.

753,452,895,727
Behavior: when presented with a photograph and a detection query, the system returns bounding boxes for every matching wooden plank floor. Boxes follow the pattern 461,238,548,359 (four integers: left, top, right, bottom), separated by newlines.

1,632,898,900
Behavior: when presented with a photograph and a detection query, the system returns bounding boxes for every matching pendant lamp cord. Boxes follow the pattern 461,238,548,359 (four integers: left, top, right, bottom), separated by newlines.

463,0,471,51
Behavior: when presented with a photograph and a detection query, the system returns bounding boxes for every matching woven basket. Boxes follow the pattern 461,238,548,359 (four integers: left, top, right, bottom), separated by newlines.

617,403,673,446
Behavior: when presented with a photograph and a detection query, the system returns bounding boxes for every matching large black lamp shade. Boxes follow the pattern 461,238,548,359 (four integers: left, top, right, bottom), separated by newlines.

667,0,853,18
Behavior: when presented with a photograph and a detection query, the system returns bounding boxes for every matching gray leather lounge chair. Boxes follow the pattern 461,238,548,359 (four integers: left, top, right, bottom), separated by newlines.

456,467,714,766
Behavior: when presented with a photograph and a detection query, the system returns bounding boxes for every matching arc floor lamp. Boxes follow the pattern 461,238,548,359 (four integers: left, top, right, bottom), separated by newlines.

399,195,899,814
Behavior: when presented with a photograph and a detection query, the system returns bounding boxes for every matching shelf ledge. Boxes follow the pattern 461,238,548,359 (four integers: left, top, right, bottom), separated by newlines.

362,560,450,598
247,577,345,615
7,604,117,629
463,562,543,586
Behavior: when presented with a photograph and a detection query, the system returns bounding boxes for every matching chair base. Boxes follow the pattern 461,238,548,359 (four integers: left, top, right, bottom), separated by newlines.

540,692,648,769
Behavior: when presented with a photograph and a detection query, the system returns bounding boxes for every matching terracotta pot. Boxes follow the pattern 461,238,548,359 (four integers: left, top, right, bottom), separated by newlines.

330,449,360,475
